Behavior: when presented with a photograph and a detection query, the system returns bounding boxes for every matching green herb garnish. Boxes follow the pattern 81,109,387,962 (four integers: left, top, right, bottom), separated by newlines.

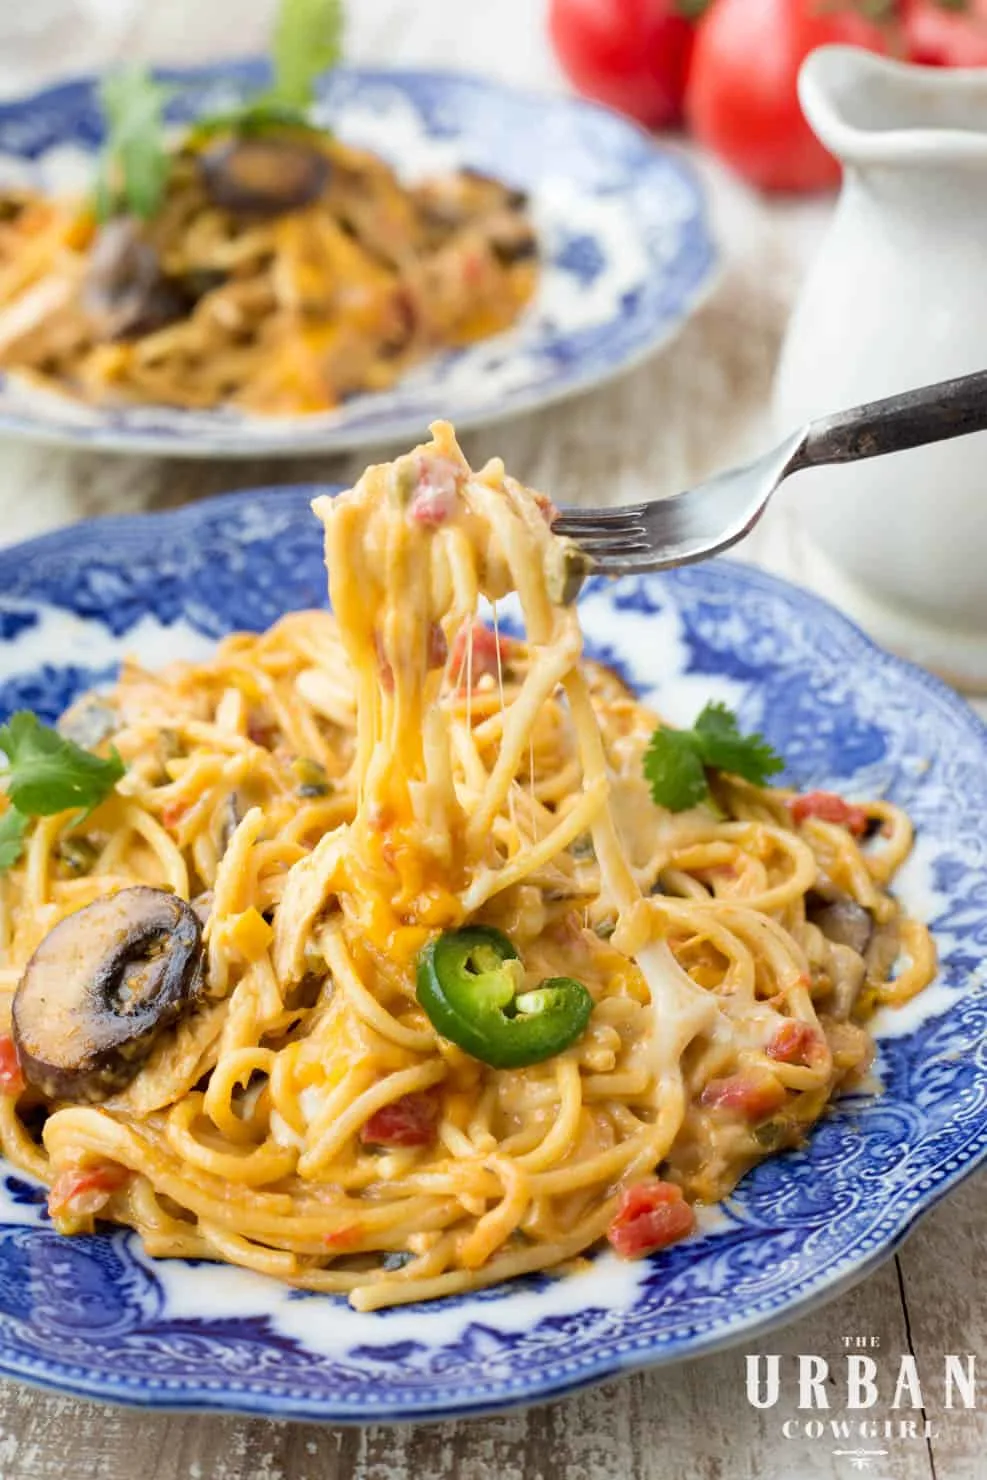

272,0,345,109
192,0,344,140
0,711,124,871
643,702,783,813
94,67,174,222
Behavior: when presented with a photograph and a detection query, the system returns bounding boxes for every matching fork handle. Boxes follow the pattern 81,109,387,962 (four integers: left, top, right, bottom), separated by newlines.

789,367,987,472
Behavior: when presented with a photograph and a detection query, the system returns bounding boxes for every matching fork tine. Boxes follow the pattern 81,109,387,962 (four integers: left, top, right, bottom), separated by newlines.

551,507,648,537
561,528,649,551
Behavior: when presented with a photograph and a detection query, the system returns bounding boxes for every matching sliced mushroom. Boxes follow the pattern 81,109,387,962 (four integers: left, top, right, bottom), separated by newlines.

866,918,901,981
83,218,188,341
825,941,867,1021
13,887,205,1103
198,137,330,217
805,890,873,957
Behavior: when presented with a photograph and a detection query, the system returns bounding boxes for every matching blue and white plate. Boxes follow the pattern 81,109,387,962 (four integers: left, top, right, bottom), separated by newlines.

0,64,717,458
0,488,984,1420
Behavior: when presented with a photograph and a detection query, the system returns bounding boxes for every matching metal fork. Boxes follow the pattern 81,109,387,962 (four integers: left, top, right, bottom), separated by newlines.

551,367,987,576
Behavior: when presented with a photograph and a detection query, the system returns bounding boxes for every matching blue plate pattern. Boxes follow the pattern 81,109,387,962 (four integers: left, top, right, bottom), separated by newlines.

0,65,718,457
0,487,983,1420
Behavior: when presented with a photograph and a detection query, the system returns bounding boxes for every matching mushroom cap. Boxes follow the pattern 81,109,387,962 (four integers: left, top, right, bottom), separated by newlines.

198,136,331,217
82,219,188,342
12,886,205,1103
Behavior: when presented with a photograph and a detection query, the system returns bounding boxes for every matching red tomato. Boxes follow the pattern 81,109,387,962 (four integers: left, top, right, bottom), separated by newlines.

700,1069,787,1120
687,0,890,191
48,1164,130,1220
904,0,987,65
548,0,699,129
607,1179,696,1258
790,790,868,837
0,1036,24,1097
360,1092,438,1148
766,1019,824,1067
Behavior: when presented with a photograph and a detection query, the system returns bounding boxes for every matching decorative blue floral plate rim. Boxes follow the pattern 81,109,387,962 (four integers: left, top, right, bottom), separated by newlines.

0,62,718,458
0,486,983,1421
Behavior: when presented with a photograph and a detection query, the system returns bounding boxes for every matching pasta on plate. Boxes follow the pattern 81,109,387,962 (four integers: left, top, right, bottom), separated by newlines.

0,423,935,1310
0,135,537,415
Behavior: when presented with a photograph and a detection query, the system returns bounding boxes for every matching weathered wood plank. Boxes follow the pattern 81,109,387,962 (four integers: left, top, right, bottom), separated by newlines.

896,1173,986,1480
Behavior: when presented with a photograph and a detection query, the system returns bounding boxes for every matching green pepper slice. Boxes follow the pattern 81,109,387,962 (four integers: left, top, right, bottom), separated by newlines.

416,925,593,1070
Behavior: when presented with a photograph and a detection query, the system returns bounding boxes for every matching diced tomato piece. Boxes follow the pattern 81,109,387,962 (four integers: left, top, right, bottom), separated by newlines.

766,1019,825,1067
606,1179,695,1260
427,622,448,670
790,791,868,837
360,1091,438,1148
161,801,188,831
700,1070,787,1121
48,1163,130,1220
247,715,277,749
323,1223,362,1250
407,456,463,527
450,621,509,688
409,485,457,526
0,1036,24,1097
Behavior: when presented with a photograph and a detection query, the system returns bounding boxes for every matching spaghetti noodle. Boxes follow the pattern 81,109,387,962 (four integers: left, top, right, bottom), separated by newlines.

0,423,935,1308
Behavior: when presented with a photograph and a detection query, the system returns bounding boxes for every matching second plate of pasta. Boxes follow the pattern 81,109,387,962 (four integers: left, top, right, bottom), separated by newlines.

0,63,716,457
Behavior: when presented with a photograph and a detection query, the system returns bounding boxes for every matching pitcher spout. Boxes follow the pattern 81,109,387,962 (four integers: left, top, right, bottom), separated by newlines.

800,45,987,170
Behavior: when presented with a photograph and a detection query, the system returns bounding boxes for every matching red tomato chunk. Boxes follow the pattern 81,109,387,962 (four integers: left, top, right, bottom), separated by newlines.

790,791,868,837
700,1070,787,1120
360,1092,438,1149
767,1019,824,1067
48,1164,130,1220
607,1179,696,1259
450,622,508,687
427,621,448,670
407,456,462,526
0,1036,24,1097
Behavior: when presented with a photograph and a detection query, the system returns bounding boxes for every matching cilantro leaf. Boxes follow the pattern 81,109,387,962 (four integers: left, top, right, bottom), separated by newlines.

271,0,345,109
643,728,709,814
0,809,28,871
0,711,123,819
643,703,784,813
95,67,173,222
189,0,343,142
693,702,785,787
185,99,315,146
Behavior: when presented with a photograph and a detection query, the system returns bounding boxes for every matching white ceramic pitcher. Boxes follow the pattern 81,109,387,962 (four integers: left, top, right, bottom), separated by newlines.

774,46,987,691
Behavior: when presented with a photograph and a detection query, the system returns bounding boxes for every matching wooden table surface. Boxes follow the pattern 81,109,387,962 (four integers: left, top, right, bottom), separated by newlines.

0,3,983,1477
